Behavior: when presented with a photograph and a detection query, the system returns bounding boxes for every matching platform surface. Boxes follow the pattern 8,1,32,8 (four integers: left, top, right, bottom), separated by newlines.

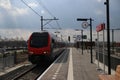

38,48,100,80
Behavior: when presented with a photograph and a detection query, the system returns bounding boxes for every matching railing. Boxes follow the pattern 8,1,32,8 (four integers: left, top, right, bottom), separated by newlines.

0,49,28,71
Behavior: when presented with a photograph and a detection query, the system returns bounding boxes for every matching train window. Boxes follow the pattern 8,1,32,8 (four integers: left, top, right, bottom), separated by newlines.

30,33,48,48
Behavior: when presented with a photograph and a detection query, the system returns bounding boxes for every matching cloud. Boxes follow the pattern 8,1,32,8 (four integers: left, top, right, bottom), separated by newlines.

41,10,45,14
0,13,3,20
0,0,11,9
96,0,102,3
0,0,28,17
95,9,103,15
28,2,38,7
0,29,32,40
11,7,28,16
0,0,29,29
0,28,119,42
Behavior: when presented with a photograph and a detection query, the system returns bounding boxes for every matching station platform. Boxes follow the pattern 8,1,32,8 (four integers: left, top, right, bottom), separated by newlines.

37,48,100,80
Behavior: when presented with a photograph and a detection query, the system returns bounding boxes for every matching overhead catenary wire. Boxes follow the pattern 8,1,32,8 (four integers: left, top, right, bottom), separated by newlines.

35,0,62,29
21,0,61,30
21,0,41,17
56,20,62,29
44,23,59,29
37,0,55,18
44,24,55,29
49,23,61,29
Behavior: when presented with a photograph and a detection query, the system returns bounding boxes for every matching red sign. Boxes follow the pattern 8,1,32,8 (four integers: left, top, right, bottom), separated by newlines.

96,23,105,32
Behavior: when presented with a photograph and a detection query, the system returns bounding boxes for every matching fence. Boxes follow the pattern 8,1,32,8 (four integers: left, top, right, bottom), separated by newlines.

0,49,28,72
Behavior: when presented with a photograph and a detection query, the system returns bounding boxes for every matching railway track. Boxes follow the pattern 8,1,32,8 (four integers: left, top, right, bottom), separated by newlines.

0,63,51,80
13,49,67,80
0,65,35,80
0,49,67,80
12,65,37,80
12,62,51,80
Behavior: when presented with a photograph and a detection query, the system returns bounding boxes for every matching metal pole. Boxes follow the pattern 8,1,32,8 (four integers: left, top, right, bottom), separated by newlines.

103,29,105,73
41,16,43,31
81,30,83,55
90,18,93,63
97,32,100,69
105,0,111,74
112,30,114,53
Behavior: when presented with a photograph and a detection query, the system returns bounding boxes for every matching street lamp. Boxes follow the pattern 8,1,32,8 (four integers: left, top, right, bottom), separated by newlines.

77,18,94,63
104,0,111,74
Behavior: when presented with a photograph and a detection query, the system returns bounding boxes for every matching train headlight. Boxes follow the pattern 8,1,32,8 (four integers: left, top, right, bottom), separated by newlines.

43,51,49,54
43,51,47,54
29,51,34,54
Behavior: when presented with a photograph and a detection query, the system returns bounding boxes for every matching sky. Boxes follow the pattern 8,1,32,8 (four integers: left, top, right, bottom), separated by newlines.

0,0,120,42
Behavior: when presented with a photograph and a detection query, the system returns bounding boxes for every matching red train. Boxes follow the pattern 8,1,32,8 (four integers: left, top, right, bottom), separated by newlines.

27,31,66,64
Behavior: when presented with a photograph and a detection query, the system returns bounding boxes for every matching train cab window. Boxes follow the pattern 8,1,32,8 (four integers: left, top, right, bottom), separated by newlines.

30,32,48,48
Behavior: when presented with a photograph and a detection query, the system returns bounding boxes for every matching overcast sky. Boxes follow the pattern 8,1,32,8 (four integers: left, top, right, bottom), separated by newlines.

0,0,120,41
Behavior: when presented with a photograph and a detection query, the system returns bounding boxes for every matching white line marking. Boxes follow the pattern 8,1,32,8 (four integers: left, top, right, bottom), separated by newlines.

52,51,67,79
67,48,74,80
37,50,67,80
52,75,57,79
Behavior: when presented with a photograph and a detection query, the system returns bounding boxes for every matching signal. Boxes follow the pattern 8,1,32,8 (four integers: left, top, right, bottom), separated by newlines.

68,36,70,42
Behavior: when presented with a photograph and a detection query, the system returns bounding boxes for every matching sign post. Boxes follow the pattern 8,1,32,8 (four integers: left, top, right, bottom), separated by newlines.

77,18,94,63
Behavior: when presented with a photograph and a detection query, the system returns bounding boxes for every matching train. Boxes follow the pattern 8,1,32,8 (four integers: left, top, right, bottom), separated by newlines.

27,31,66,64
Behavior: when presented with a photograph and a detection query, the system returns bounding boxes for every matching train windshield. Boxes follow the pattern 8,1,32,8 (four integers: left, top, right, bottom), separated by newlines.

30,32,48,48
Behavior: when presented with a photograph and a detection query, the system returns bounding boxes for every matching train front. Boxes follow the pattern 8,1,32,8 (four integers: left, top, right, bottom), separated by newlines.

27,32,51,64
